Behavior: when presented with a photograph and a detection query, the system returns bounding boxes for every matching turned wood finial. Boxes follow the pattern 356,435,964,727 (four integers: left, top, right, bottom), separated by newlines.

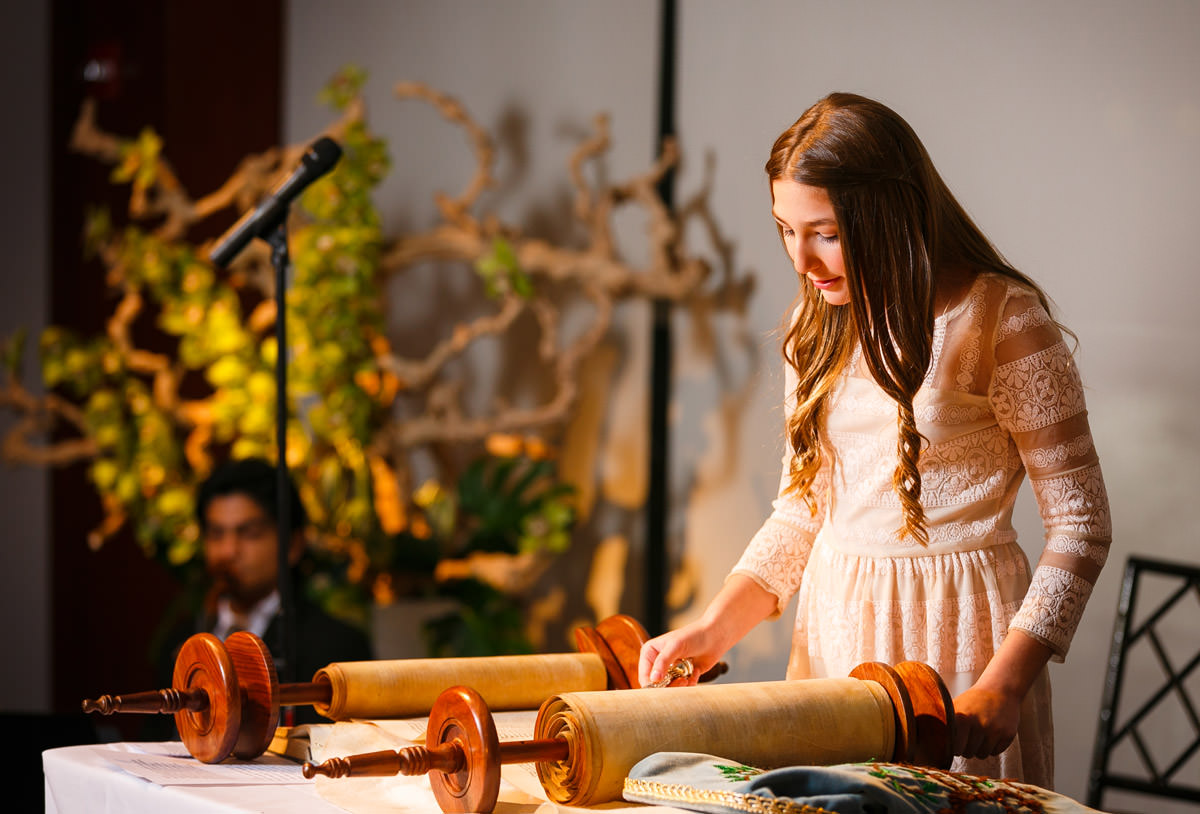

81,688,207,715
303,743,467,780
81,695,117,715
303,755,351,780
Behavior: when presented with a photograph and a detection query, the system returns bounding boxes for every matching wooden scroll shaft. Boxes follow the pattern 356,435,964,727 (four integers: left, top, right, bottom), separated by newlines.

303,661,955,814
82,675,333,715
81,613,696,765
302,684,571,814
81,673,332,715
81,687,211,715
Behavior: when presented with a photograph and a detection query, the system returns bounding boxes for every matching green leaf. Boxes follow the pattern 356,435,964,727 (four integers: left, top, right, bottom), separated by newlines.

474,237,534,300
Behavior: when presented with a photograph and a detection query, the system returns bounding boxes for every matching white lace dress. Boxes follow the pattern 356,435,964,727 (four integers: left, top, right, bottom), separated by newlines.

731,273,1112,789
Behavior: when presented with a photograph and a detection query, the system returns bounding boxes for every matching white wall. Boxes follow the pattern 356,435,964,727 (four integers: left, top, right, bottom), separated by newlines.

285,2,660,232
284,0,1200,804
0,2,50,713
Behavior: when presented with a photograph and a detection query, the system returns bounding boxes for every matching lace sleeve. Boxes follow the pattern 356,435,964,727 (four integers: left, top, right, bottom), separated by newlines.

988,291,1112,661
729,457,827,616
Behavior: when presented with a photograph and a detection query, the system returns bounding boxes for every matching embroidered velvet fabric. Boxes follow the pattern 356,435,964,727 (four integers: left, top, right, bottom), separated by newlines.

623,752,1110,814
731,274,1112,788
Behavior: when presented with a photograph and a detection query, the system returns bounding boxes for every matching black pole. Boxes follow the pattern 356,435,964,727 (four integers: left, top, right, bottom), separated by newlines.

267,222,295,685
208,138,340,686
645,0,677,637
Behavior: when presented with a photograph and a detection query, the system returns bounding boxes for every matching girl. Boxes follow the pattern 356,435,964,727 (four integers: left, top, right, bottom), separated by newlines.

639,93,1111,788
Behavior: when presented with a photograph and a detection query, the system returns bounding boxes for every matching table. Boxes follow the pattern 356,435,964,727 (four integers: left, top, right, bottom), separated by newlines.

43,738,1107,814
42,742,347,814
41,738,687,814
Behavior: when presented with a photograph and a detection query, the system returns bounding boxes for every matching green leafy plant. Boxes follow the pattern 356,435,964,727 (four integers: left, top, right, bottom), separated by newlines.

371,444,575,656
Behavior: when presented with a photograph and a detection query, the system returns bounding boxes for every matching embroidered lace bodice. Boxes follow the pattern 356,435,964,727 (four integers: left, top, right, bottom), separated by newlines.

733,272,1112,662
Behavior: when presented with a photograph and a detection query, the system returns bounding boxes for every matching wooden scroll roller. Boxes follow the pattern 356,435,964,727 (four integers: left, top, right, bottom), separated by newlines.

302,660,954,814
81,614,724,765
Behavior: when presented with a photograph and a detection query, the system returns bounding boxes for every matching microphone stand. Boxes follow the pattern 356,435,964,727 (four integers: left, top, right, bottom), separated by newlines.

266,222,296,688
208,136,340,691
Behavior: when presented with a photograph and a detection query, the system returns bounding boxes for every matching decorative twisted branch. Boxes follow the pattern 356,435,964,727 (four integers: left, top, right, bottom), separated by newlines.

366,84,706,463
0,75,742,609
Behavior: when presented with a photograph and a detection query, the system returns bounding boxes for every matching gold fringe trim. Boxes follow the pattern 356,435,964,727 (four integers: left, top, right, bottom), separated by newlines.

622,778,834,814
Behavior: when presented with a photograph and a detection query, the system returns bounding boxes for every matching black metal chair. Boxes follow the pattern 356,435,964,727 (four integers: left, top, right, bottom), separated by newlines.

1087,555,1200,810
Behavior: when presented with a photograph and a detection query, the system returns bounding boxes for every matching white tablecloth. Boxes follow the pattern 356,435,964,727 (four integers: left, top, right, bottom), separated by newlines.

42,743,347,814
41,738,689,814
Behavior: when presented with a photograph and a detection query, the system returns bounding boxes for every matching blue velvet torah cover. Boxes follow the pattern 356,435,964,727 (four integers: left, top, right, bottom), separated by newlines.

623,752,1110,814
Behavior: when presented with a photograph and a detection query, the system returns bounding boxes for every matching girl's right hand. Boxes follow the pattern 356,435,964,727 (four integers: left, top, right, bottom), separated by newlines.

638,620,727,688
638,574,780,688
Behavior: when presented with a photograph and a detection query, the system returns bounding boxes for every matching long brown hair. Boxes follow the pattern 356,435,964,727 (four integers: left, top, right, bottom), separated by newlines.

767,92,1055,543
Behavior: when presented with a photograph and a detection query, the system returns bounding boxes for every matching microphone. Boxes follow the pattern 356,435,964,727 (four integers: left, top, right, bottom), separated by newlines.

208,136,343,268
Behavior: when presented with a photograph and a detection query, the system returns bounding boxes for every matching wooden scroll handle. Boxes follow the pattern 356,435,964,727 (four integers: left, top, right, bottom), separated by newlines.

82,688,209,715
303,685,568,814
893,660,955,770
849,660,955,769
83,637,332,715
82,629,333,764
83,632,244,764
81,631,309,764
574,614,729,689
82,678,330,714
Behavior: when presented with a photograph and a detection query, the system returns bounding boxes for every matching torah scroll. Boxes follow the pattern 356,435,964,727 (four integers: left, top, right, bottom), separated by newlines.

313,652,609,720
534,678,896,807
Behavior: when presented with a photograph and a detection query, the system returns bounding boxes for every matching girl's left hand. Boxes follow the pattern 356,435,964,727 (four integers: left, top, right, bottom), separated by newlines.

951,685,1021,759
